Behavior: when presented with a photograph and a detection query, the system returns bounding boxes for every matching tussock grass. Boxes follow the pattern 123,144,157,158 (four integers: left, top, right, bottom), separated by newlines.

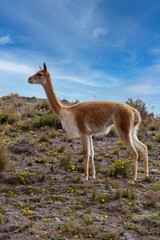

145,191,159,208
0,143,9,173
40,132,50,142
50,127,57,138
0,215,4,224
115,185,123,199
123,187,137,201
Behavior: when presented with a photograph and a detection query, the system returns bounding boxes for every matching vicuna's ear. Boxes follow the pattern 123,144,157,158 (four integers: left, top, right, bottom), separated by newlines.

43,63,47,73
39,66,43,70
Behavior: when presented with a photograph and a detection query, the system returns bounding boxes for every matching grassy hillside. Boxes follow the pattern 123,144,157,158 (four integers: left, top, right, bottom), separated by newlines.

0,93,160,240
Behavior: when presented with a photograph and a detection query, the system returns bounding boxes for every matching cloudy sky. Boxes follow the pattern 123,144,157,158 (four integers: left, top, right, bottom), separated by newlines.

0,0,160,114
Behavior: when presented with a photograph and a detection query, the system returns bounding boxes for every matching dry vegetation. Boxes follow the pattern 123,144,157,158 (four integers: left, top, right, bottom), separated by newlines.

0,93,160,240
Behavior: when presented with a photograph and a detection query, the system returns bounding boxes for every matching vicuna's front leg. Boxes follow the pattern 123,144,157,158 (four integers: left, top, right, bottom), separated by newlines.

89,136,96,179
81,134,90,181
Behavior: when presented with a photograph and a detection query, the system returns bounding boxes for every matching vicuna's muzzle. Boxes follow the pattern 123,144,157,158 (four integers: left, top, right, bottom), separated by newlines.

28,77,32,83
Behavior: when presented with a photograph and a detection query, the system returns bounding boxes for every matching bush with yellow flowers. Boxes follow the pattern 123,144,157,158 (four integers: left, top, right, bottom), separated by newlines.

107,159,133,177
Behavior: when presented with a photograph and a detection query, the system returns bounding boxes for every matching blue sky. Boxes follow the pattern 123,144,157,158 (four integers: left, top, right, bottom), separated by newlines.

0,0,160,114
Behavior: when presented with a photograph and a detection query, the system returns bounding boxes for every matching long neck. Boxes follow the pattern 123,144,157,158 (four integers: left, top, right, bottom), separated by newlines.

43,73,64,116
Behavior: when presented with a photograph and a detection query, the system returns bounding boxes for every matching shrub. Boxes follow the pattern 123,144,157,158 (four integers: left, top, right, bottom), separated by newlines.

146,142,153,150
107,159,132,178
36,99,50,110
33,114,62,129
0,113,8,124
96,192,111,204
60,153,74,172
125,98,154,120
2,93,19,100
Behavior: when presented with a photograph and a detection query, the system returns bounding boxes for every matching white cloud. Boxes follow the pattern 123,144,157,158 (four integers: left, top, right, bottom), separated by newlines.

93,27,107,38
150,48,160,55
54,75,98,87
125,83,160,95
52,67,119,88
146,64,160,72
0,35,12,45
0,60,34,74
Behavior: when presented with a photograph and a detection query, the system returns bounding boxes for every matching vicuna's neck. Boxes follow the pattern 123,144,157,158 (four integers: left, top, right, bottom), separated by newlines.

43,73,64,116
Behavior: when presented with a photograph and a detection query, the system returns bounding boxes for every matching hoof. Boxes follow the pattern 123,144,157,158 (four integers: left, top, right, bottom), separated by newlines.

128,179,135,184
143,175,151,182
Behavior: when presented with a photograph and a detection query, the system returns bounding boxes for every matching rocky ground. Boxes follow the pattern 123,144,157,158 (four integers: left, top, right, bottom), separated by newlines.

0,94,160,240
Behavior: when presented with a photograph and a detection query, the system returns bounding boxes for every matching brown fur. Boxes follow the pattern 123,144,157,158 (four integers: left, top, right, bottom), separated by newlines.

28,63,149,183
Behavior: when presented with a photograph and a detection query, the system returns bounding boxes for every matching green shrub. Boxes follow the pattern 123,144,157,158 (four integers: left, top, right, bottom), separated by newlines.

0,113,8,124
146,142,153,150
33,114,62,129
125,98,154,120
96,192,111,204
36,99,50,110
107,159,132,177
60,153,75,172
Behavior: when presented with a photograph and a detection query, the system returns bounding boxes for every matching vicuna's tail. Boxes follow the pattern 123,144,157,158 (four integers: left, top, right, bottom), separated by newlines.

132,108,141,127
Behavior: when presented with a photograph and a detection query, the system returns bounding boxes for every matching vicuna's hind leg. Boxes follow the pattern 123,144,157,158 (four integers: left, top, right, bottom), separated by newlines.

132,126,149,179
116,128,138,184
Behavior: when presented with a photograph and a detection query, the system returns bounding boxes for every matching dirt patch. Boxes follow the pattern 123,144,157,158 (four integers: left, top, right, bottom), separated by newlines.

9,140,35,156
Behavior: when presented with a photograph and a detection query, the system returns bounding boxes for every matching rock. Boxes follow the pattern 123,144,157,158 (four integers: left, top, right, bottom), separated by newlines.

150,169,159,174
55,217,61,222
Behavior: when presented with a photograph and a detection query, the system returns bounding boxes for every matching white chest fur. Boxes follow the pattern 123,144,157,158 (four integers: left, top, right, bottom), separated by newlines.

60,110,80,137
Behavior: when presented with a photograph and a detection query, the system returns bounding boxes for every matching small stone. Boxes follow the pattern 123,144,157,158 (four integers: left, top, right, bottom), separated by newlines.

150,169,159,174
55,217,61,222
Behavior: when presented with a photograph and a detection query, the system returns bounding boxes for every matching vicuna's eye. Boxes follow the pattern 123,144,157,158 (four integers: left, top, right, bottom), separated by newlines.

37,73,42,77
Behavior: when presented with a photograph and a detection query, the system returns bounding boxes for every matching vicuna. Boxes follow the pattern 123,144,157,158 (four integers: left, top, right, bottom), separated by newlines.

28,63,149,184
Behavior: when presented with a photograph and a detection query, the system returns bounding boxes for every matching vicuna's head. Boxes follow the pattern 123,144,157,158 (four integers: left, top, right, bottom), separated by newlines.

28,63,48,86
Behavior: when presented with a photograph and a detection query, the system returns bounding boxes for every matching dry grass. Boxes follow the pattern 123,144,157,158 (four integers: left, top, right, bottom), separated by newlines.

145,191,160,207
40,132,50,142
0,143,9,172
